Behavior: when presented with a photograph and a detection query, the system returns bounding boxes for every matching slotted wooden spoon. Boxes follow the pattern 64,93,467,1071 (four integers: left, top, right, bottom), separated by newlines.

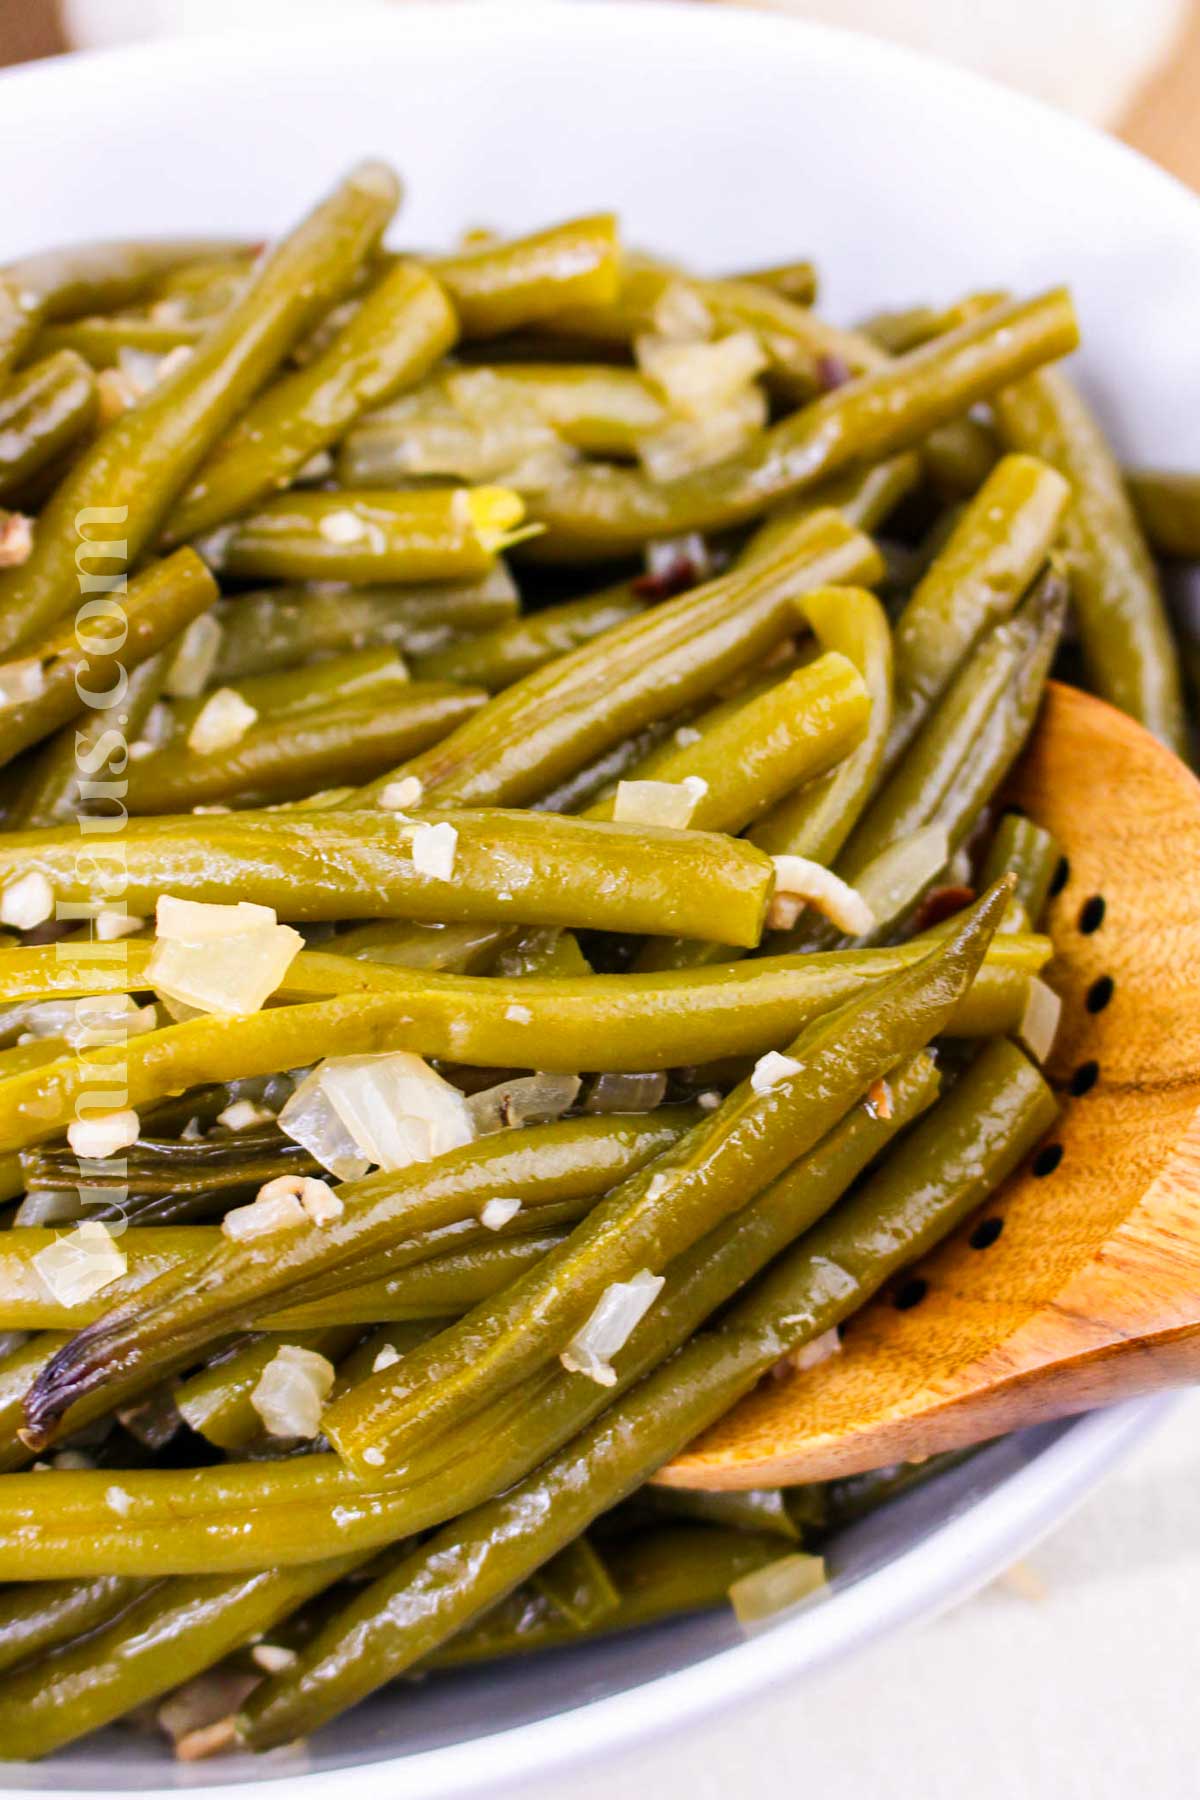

662,680,1200,1490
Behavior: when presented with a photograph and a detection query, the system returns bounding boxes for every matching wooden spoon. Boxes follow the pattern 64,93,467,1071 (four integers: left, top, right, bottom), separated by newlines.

661,681,1200,1489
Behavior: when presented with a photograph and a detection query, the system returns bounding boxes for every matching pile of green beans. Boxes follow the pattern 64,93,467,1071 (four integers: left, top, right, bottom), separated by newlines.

0,155,1186,1764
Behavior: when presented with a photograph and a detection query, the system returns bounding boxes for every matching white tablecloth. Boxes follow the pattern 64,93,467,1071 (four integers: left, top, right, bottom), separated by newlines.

514,1390,1200,1800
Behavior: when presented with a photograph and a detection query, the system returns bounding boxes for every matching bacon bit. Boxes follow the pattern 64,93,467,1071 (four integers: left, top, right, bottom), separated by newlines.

631,556,705,601
910,884,976,933
866,1078,894,1120
815,351,853,392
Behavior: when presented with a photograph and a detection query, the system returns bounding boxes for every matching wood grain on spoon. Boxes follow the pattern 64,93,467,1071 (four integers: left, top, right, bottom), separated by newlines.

661,681,1200,1488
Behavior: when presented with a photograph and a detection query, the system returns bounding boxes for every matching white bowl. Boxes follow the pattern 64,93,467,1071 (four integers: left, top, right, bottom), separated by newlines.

1,6,1195,1793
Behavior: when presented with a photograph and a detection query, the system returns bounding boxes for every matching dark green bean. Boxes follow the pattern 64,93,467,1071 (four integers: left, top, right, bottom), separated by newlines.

0,351,97,504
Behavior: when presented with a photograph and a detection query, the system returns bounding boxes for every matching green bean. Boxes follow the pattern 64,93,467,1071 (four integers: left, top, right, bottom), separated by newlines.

618,1484,806,1541
527,291,1078,558
240,1031,1051,1746
821,1449,980,1529
0,1332,67,1470
10,650,167,829
326,918,512,974
0,1555,365,1762
8,236,247,331
921,413,1000,500
0,935,1048,1163
175,1328,362,1451
0,350,97,504
1126,469,1200,561
745,453,921,557
168,645,412,731
431,1525,781,1667
163,264,458,544
430,216,620,336
0,1574,155,1676
205,485,527,585
34,313,208,366
0,281,33,382
412,584,646,690
730,260,818,306
746,584,892,868
979,812,1061,925
210,571,519,682
882,453,1070,776
20,1124,321,1222
994,367,1186,754
354,508,880,809
0,805,777,941
859,292,1009,357
588,649,870,834
0,547,217,770
0,1057,937,1575
19,1113,695,1441
839,571,1066,879
126,683,486,811
0,167,398,657
322,883,1009,1477
531,1535,619,1628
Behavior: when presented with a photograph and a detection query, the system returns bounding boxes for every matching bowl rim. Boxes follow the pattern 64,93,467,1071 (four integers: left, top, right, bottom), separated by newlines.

0,6,1193,1792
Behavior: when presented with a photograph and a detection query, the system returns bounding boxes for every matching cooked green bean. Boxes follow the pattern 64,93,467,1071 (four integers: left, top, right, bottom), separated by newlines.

203,485,527,585
0,805,777,941
10,650,168,829
0,547,216,770
730,260,818,306
994,367,1186,754
0,171,397,657
354,509,879,809
239,1033,1052,1746
527,291,1078,558
164,264,458,544
8,235,247,329
125,683,486,811
882,453,1071,775
412,584,646,690
0,1057,937,1574
0,1574,155,1676
429,216,620,336
34,313,208,366
0,350,96,504
531,1535,619,1628
168,645,411,731
323,884,1009,1478
1126,469,1200,561
0,1556,365,1761
175,1328,362,1450
210,571,519,682
979,812,1061,925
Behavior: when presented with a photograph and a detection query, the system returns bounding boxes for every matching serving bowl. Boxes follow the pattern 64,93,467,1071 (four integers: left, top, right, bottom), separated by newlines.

1,4,1197,1792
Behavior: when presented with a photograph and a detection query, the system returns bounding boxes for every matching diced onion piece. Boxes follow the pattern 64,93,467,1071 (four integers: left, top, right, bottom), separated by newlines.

673,725,701,748
277,1067,372,1180
585,1071,668,1114
480,1195,522,1231
645,1172,677,1200
851,825,950,930
250,1343,335,1438
1017,977,1062,1065
317,1051,475,1172
372,1343,401,1373
467,1072,581,1134
786,1326,843,1372
650,279,713,342
95,909,146,941
20,993,158,1049
0,512,33,569
613,779,700,830
636,330,767,418
156,896,278,939
32,1221,127,1307
728,1552,826,1627
379,775,424,811
148,898,302,1017
505,1002,532,1024
769,855,875,937
215,1099,274,1131
164,612,222,698
751,1050,802,1096
251,1644,297,1674
636,386,766,483
0,871,54,929
221,1191,309,1242
561,1269,665,1386
409,820,458,880
299,1177,343,1225
318,508,367,544
187,686,258,755
0,657,45,710
67,1108,139,1160
697,1089,722,1111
